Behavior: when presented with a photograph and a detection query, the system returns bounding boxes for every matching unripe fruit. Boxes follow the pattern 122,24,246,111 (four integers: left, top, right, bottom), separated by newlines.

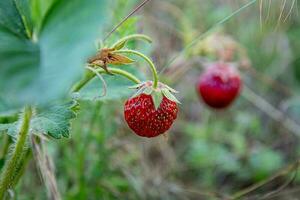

124,93,178,138
196,62,242,109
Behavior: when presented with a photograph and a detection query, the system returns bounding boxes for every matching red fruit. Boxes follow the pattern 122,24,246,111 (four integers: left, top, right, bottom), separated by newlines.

124,93,178,138
196,62,242,109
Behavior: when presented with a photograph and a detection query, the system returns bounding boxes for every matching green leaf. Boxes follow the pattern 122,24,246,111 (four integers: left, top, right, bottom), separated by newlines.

0,122,18,138
0,123,13,133
31,101,78,139
0,0,28,38
0,101,78,139
151,91,163,110
14,0,33,37
34,0,109,104
76,66,145,101
30,0,57,31
0,26,40,108
0,0,110,110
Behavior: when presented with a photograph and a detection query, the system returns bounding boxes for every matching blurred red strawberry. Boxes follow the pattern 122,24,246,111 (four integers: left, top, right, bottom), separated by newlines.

196,62,242,109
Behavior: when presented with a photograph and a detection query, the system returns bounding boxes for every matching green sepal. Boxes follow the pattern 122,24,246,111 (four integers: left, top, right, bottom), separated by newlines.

164,84,179,93
128,82,146,89
152,91,163,110
143,87,153,95
132,87,146,98
112,40,127,50
162,89,181,104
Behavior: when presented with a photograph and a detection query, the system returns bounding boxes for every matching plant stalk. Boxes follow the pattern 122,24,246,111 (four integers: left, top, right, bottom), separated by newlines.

112,34,152,49
113,49,159,88
0,106,32,199
72,67,141,93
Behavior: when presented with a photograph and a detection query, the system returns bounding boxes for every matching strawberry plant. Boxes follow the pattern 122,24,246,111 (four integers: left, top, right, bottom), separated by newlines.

0,0,179,198
1,0,300,199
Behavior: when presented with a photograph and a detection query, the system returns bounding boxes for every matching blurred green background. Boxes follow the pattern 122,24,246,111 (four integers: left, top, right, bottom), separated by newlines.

3,0,300,199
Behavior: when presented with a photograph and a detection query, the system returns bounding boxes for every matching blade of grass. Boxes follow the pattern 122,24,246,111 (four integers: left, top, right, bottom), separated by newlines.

31,136,61,200
276,0,287,29
283,0,296,22
266,0,272,22
103,0,152,42
259,0,263,29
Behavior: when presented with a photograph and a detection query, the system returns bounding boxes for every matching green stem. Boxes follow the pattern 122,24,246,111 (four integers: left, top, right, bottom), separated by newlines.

72,67,141,93
11,149,32,187
113,49,159,88
112,34,152,49
0,106,32,199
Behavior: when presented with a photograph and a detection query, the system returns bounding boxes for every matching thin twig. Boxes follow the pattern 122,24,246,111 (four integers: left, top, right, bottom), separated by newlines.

283,0,296,22
254,187,300,199
257,167,299,200
103,0,152,42
259,0,263,29
275,0,287,29
266,0,272,23
230,159,300,200
246,67,293,96
31,136,61,200
181,185,228,199
242,85,300,138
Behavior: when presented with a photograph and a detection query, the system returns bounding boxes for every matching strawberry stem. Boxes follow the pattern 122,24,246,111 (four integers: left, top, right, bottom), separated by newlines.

0,106,32,199
72,67,141,93
112,34,152,49
113,49,159,89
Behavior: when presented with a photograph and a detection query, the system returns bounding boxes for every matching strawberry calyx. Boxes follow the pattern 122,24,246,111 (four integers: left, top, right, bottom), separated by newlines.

129,81,180,109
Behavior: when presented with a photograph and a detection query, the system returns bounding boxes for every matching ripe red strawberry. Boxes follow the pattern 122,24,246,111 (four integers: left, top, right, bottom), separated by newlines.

124,82,179,138
196,62,242,109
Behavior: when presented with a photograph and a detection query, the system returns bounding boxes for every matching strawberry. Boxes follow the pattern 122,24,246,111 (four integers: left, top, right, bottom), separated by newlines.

124,82,179,138
196,62,242,109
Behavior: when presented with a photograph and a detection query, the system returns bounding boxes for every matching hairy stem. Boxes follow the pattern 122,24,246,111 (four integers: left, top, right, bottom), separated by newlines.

113,49,158,88
11,149,32,187
72,67,141,93
0,106,32,199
